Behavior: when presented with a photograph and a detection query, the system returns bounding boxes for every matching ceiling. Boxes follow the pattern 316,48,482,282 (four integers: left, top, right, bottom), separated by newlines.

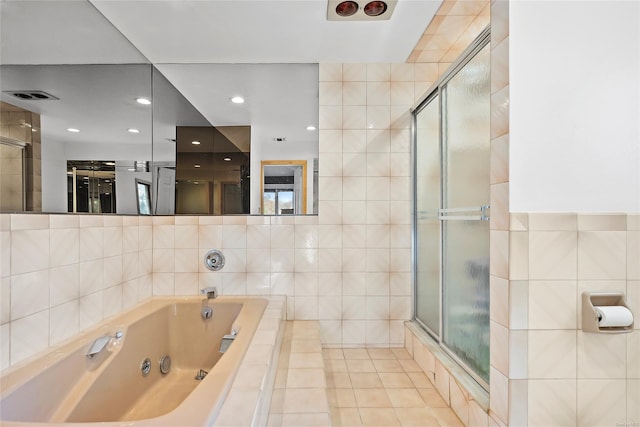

0,0,442,153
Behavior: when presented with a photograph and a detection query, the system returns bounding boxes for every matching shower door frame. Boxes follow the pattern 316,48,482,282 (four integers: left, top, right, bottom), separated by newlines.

411,27,491,390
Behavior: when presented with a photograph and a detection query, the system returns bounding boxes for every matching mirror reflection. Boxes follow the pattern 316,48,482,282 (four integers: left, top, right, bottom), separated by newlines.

0,1,319,216
261,161,309,215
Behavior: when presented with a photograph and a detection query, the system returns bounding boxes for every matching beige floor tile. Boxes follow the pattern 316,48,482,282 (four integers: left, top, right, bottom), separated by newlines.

330,407,363,426
325,358,348,373
283,388,329,413
373,358,404,373
367,348,396,359
391,348,412,360
350,372,383,388
431,407,465,427
267,413,283,427
378,372,414,388
343,348,371,359
270,388,286,413
398,358,422,373
385,388,427,408
291,339,323,353
347,358,377,373
394,407,440,426
323,348,345,360
418,388,449,408
407,371,433,388
274,367,288,389
287,368,327,388
328,388,358,407
290,352,324,369
359,408,402,426
326,372,352,388
282,413,331,427
354,388,393,408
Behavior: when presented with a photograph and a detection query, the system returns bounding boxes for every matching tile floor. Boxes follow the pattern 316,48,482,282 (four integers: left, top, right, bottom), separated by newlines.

268,321,464,427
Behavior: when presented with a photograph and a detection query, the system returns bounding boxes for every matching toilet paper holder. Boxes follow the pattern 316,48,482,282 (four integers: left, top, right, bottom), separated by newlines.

582,292,634,333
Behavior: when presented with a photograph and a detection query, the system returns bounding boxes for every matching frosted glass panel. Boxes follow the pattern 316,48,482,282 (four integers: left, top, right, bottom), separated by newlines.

415,96,441,335
442,44,490,384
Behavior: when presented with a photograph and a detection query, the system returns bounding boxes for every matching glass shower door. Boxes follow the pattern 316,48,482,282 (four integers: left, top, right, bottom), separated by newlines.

415,95,441,336
441,44,491,385
413,34,490,387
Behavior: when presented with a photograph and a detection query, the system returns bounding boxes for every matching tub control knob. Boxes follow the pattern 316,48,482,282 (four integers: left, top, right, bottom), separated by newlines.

204,249,225,271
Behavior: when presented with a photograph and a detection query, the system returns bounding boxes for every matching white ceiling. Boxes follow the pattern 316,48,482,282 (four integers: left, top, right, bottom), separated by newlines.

0,0,441,156
90,0,442,64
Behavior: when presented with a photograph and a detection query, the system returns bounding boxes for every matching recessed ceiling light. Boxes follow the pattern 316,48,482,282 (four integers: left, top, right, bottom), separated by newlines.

128,128,140,133
223,157,232,161
194,181,199,185
306,125,317,131
136,97,151,105
67,128,80,133
192,140,201,145
230,96,245,104
194,164,201,168
104,162,115,166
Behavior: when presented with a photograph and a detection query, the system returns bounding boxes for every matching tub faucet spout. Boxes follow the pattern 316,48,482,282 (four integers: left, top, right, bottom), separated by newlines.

201,286,218,299
85,331,123,358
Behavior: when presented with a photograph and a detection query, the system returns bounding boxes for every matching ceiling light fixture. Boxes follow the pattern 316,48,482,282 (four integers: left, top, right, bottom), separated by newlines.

335,0,358,16
194,164,201,168
136,97,151,105
192,140,201,145
364,0,387,16
306,125,317,131
223,157,232,162
327,0,396,20
128,128,140,133
67,128,80,133
230,96,245,104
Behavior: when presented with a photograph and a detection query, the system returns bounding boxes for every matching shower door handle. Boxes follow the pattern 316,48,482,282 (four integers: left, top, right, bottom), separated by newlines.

438,205,490,221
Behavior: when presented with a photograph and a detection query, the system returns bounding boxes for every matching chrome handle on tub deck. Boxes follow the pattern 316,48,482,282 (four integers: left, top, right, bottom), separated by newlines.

85,331,123,358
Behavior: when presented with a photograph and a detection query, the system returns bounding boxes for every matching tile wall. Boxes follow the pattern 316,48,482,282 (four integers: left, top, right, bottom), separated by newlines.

0,62,436,369
487,0,510,426
1,214,153,368
508,213,639,426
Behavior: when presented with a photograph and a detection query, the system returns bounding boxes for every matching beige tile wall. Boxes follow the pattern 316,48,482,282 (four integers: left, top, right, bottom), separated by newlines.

509,212,639,426
1,214,153,369
488,1,510,426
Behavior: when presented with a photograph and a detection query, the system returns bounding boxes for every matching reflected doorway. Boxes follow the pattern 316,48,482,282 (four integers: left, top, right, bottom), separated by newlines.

261,160,307,215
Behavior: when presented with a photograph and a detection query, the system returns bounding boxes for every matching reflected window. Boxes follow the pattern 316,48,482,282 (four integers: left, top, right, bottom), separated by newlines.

135,179,151,215
263,189,295,215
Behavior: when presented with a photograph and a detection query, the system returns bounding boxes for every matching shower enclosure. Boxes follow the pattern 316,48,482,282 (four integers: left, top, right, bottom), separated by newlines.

413,29,490,388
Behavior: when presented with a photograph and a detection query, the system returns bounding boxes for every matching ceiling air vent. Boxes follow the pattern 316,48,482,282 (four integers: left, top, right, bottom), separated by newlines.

3,90,59,101
327,0,397,21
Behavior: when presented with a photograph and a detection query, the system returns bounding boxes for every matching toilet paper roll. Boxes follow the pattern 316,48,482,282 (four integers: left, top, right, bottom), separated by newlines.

594,306,634,328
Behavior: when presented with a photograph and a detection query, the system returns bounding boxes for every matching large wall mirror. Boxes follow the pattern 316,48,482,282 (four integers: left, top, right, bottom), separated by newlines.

0,0,319,216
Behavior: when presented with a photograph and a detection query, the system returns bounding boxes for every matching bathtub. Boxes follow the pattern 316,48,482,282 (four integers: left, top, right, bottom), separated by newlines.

0,296,274,426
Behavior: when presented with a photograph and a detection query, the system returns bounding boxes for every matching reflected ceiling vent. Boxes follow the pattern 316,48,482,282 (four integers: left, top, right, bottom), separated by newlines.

327,0,397,20
3,90,59,101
